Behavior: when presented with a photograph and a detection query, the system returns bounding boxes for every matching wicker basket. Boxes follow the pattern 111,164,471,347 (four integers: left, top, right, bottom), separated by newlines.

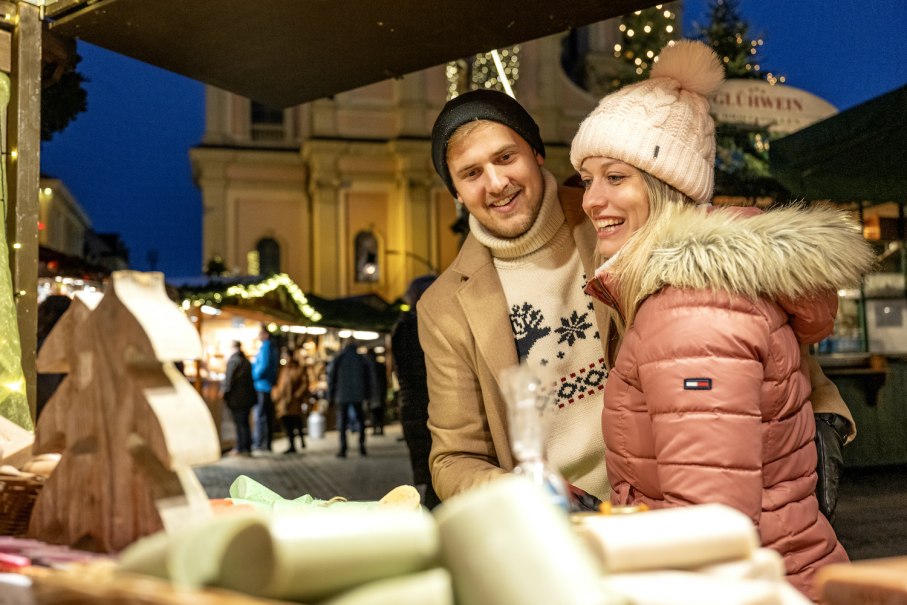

0,473,44,536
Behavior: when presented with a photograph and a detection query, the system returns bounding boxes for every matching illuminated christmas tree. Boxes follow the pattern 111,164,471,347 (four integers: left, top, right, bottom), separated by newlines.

690,0,788,199
612,3,680,87
693,0,764,79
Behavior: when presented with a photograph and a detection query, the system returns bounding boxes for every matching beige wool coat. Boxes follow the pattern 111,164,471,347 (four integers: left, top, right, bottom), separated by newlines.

418,184,616,501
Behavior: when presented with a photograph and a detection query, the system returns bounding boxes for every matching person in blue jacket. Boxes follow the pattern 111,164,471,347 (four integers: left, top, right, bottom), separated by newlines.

251,324,279,452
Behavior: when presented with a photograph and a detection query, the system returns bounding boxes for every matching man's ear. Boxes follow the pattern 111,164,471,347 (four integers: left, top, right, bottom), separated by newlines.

535,152,545,167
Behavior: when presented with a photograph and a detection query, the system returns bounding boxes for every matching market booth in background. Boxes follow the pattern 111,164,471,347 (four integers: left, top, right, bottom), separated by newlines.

172,273,402,448
771,84,907,468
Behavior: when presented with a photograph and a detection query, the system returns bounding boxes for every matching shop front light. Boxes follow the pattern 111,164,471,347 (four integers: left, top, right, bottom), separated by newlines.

352,331,380,341
200,305,222,316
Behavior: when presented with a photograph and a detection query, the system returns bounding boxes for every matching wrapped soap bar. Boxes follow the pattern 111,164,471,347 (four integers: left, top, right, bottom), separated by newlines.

574,503,759,572
601,571,783,605
697,548,785,581
319,568,453,605
264,508,439,602
117,513,275,595
435,476,627,605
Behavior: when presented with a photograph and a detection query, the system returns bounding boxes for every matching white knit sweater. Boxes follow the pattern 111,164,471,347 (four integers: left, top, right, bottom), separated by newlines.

469,169,610,500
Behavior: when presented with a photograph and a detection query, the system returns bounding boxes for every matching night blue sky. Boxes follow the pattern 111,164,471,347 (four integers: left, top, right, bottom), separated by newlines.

40,0,907,278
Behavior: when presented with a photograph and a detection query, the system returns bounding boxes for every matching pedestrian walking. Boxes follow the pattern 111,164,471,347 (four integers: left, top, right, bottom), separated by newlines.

366,350,388,436
223,340,256,456
251,325,279,452
273,352,308,453
327,341,371,457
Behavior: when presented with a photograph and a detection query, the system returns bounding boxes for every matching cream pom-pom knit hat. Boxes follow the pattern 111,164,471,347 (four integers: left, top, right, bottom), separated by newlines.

570,40,725,204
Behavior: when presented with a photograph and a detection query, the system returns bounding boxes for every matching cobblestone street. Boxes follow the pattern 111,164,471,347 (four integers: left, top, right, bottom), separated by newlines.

194,422,413,503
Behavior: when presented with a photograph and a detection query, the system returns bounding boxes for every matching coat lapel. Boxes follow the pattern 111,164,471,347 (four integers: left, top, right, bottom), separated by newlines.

451,236,518,421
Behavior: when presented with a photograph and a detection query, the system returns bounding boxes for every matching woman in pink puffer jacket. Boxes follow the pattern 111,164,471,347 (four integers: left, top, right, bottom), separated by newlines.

570,40,875,601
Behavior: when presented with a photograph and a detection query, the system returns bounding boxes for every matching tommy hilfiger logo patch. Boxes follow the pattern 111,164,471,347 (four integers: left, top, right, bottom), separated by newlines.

684,378,712,390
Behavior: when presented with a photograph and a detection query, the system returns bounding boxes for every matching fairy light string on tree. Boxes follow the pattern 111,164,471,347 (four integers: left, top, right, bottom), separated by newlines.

691,0,789,198
612,2,679,87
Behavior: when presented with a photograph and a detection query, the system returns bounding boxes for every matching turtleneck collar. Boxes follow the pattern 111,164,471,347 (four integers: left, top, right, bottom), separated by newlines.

468,168,565,260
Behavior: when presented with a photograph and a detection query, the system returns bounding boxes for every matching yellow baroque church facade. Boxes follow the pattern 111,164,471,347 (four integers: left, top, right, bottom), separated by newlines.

190,27,619,302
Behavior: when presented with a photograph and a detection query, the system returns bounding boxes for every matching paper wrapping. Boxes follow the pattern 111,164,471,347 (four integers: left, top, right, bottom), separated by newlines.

601,571,783,605
574,503,760,572
319,568,454,605
118,505,438,603
435,475,628,605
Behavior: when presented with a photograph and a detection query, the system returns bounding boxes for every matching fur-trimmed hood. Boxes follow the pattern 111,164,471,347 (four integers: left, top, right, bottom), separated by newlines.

587,204,875,320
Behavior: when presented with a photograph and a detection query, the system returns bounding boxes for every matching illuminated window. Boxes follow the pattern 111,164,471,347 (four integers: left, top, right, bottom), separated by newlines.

354,231,379,283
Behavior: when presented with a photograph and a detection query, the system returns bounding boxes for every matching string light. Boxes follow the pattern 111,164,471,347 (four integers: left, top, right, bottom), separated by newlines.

446,45,520,100
181,273,323,323
3,379,24,393
614,4,677,84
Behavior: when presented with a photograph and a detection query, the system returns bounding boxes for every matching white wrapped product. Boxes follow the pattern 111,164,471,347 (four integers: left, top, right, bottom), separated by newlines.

265,508,438,602
574,503,759,572
435,476,627,605
601,571,783,605
319,568,454,605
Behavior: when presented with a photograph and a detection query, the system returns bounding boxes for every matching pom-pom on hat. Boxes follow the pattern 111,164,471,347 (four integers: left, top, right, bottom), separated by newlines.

570,40,724,203
431,89,545,197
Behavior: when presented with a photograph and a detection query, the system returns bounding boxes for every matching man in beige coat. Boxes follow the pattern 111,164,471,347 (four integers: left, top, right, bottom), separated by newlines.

419,89,854,514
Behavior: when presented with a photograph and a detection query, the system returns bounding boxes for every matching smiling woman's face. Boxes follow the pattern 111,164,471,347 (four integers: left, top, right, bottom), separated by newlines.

579,157,650,258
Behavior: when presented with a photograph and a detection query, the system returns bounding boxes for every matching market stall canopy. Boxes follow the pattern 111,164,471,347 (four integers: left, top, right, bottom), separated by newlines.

306,292,402,334
46,0,661,108
173,274,325,326
770,84,907,203
173,274,401,332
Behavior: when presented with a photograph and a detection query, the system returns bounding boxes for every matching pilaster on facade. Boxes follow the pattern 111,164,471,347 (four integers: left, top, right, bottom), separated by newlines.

390,139,441,279
303,140,347,298
194,31,609,303
190,146,307,282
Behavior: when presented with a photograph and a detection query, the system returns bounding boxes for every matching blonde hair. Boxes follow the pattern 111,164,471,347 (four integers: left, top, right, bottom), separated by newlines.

609,172,696,327
446,120,492,163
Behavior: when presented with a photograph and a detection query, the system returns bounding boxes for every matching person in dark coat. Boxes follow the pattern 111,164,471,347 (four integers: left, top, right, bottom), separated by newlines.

391,275,440,509
366,351,388,436
223,340,256,456
327,341,371,457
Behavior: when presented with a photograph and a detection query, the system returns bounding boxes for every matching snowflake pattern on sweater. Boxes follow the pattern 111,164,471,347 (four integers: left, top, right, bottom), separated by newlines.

508,272,608,412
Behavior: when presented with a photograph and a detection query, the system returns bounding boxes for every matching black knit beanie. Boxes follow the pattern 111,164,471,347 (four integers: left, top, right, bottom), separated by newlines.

431,89,545,197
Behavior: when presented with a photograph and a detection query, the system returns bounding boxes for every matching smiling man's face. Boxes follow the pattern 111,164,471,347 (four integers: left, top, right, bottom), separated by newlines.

447,121,545,239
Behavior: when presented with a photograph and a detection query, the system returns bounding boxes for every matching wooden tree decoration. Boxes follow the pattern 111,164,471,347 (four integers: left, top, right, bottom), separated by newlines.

30,271,220,552
33,290,103,456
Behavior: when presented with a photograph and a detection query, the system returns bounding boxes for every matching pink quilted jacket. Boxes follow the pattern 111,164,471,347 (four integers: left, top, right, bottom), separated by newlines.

585,205,875,600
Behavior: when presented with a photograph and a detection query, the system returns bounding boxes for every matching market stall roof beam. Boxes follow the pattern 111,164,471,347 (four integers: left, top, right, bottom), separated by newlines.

46,0,662,109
